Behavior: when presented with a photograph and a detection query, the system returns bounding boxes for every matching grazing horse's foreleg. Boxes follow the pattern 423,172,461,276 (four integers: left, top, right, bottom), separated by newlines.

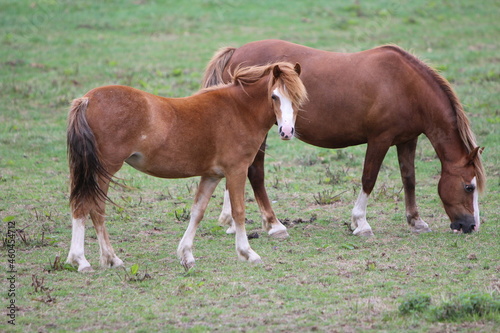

351,141,390,236
396,138,432,233
248,139,289,238
177,176,221,271
219,138,289,239
227,170,263,263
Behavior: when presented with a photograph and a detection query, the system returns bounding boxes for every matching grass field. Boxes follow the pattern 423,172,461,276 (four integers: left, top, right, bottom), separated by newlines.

1,0,499,332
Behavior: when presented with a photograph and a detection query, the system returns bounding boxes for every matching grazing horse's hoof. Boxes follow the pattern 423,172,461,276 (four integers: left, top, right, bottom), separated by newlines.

269,229,289,239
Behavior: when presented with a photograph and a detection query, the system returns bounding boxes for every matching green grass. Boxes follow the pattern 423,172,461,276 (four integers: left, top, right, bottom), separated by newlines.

1,0,499,332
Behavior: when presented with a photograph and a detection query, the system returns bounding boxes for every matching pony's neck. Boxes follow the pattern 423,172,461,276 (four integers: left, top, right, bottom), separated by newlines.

236,81,276,128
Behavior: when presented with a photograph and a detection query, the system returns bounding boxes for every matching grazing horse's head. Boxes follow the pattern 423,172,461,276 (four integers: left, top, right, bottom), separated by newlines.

438,147,485,233
231,62,308,140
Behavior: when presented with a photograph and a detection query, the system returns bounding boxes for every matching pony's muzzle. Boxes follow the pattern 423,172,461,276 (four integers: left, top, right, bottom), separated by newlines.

279,125,294,140
450,214,476,234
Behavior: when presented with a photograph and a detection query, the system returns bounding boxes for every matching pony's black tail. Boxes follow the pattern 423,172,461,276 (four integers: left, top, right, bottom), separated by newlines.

67,97,113,211
201,46,236,88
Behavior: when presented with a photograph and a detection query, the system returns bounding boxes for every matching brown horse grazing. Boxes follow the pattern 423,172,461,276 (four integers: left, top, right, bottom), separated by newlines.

66,62,307,272
203,39,485,237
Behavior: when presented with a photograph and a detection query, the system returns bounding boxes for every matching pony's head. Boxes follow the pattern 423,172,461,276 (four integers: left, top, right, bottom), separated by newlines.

438,146,485,233
231,62,308,140
269,63,307,140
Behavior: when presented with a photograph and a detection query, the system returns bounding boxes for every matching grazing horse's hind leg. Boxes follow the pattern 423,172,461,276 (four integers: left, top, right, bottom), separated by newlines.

396,138,432,233
178,176,221,271
351,140,391,236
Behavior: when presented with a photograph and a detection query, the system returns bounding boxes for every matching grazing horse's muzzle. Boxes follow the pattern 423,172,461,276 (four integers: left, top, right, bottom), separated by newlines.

450,214,476,234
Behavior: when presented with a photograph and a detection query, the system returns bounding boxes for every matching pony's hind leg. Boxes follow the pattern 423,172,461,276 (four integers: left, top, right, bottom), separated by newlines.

91,177,124,269
178,176,221,271
66,213,93,272
396,138,431,233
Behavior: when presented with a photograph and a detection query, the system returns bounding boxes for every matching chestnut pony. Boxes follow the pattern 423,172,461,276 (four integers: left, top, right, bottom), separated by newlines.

66,62,307,272
203,39,485,237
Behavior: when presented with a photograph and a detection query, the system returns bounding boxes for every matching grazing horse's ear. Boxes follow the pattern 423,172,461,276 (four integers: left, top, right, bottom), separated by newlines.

273,64,282,79
467,146,484,165
294,63,301,75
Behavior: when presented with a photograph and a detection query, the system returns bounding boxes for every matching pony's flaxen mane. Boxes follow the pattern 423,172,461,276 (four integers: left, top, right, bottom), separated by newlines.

199,62,307,109
380,45,485,192
233,62,308,109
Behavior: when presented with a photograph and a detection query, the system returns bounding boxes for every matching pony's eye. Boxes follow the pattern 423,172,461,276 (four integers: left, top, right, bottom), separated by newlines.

464,184,475,193
271,94,278,101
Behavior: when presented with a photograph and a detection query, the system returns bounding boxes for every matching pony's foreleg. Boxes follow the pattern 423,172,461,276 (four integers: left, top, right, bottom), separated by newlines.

351,141,390,236
227,171,263,264
219,139,289,239
219,189,235,233
396,139,431,233
177,176,221,271
66,214,93,272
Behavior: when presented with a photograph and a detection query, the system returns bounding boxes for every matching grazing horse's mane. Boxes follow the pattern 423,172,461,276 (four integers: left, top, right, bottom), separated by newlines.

198,62,308,109
379,45,486,192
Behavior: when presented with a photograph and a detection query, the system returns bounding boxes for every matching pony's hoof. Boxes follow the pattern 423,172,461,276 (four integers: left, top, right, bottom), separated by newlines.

269,229,289,239
251,258,264,265
181,260,195,272
353,228,374,237
79,266,94,273
225,226,236,234
412,226,432,233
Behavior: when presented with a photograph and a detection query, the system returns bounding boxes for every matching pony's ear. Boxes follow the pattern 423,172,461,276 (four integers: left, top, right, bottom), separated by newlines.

467,146,484,165
294,63,301,75
273,64,282,79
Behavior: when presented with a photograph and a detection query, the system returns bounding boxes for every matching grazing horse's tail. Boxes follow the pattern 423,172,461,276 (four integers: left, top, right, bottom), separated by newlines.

201,47,236,88
67,97,113,212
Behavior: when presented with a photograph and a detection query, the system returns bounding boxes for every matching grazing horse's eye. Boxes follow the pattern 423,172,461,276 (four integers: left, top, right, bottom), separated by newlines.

464,184,475,193
271,94,278,101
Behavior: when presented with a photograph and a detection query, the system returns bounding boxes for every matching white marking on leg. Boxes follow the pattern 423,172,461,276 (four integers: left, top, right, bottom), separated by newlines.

351,191,374,236
95,228,123,268
267,219,288,238
178,177,220,270
234,221,262,263
66,217,92,272
219,189,236,234
472,177,480,231
274,88,295,140
177,212,199,270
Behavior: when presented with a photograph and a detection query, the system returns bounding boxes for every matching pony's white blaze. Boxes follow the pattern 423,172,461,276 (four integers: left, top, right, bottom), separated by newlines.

472,177,480,231
273,88,295,140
